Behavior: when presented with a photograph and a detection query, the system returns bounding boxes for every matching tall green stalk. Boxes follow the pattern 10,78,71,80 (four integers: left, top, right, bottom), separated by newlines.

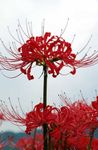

43,65,48,150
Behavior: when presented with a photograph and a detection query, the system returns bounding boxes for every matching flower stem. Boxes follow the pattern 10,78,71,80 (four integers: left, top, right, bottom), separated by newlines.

43,65,48,108
43,65,48,150
87,129,95,150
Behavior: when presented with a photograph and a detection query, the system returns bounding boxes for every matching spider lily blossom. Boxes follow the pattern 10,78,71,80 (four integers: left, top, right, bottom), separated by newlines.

0,23,98,80
25,103,58,134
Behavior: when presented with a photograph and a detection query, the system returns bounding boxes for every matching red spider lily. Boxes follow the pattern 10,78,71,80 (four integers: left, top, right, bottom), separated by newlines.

60,95,98,134
25,103,58,134
48,98,98,149
16,136,34,150
49,106,72,141
16,134,43,150
69,101,98,137
65,101,97,134
0,31,76,80
0,23,98,80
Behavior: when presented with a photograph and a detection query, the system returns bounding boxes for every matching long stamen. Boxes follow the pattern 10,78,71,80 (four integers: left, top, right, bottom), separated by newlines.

76,34,92,55
18,20,29,38
28,21,33,37
60,18,69,37
41,19,45,36
25,19,31,38
7,26,22,44
0,99,26,125
16,29,23,44
17,26,25,43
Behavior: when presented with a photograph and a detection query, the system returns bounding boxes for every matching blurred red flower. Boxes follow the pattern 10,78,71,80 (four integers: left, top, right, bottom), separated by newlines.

16,136,33,150
67,136,98,150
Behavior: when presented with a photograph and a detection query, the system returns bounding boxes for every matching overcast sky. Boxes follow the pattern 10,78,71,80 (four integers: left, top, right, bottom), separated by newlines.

0,0,98,132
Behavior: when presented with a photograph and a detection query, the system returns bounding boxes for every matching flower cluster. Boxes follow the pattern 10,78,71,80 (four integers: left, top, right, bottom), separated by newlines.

1,96,98,149
25,98,98,149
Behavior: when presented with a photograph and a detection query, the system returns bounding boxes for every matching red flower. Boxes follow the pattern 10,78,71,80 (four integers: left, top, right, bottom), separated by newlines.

16,134,43,150
16,136,34,150
49,97,98,148
25,103,58,134
69,101,98,137
0,23,98,80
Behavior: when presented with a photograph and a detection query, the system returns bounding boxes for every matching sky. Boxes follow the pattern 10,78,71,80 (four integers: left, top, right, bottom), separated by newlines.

0,0,98,132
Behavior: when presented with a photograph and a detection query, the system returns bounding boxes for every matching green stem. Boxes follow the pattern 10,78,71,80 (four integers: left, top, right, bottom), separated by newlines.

87,129,95,150
43,65,48,108
43,65,48,150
